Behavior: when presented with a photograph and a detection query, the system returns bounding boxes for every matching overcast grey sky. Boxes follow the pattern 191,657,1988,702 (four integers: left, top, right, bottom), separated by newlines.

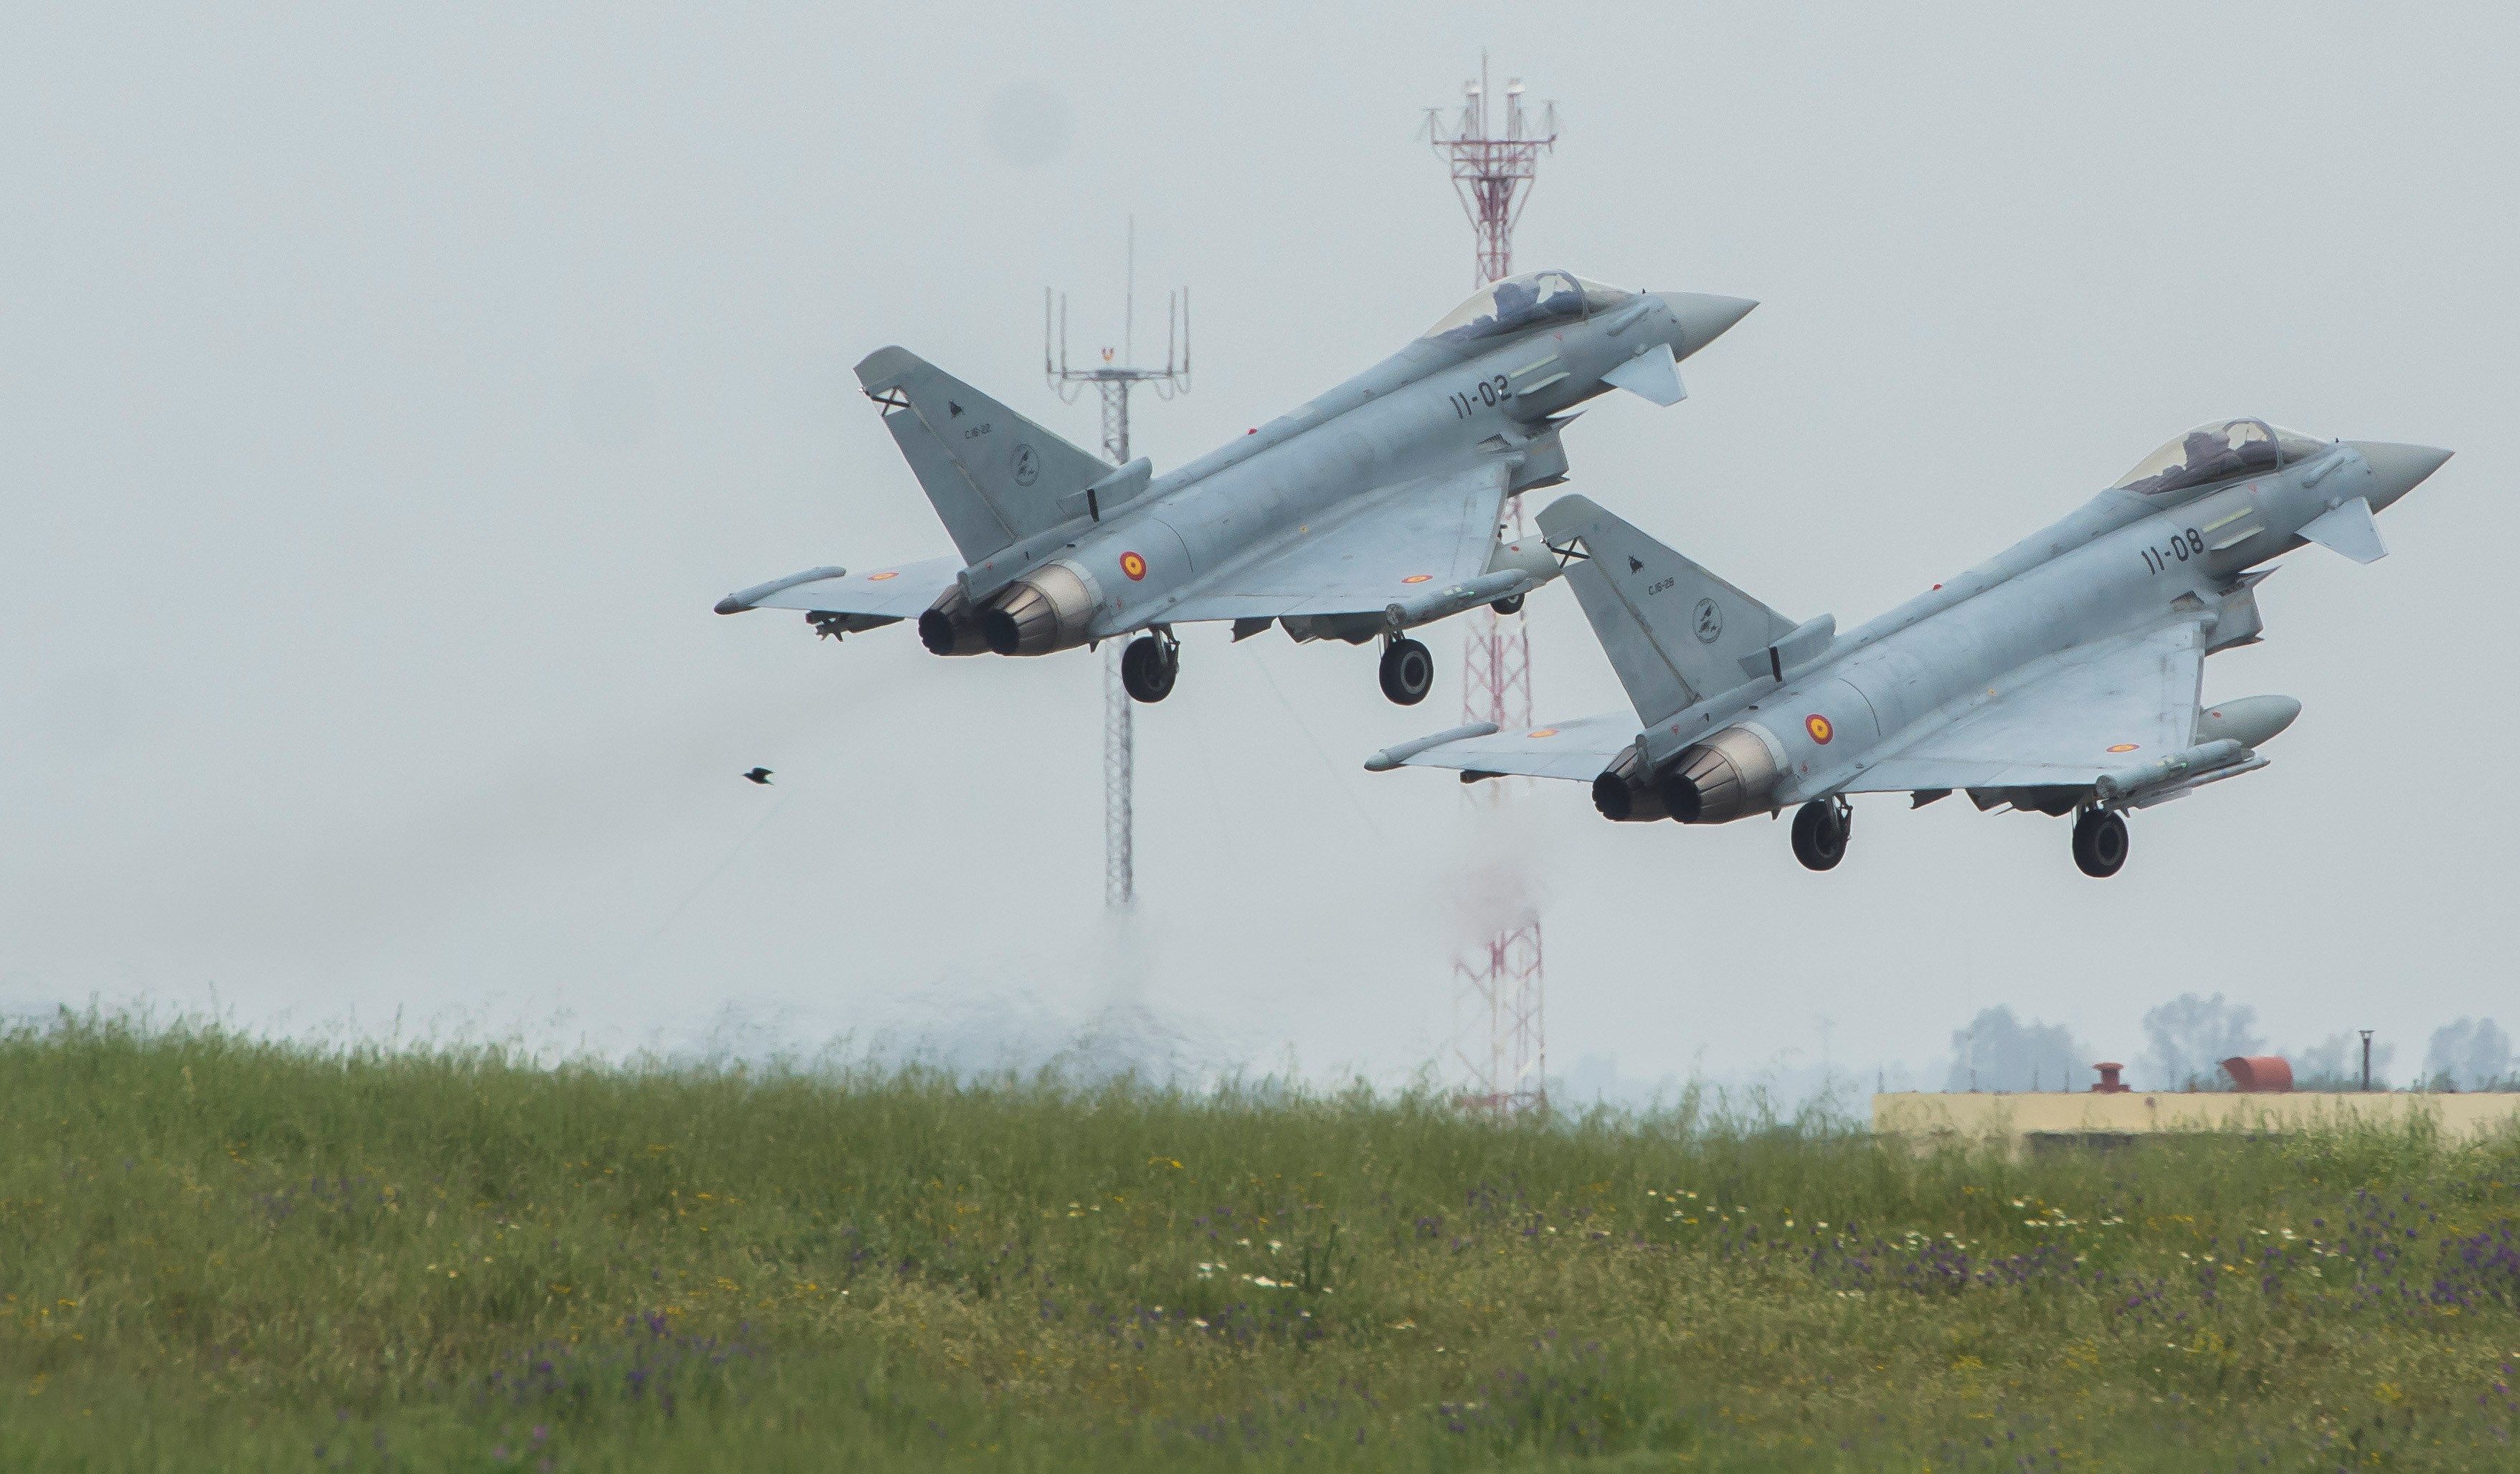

4,4,2512,1090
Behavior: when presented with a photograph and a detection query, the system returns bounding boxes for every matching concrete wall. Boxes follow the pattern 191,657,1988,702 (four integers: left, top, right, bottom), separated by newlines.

1873,1090,2520,1154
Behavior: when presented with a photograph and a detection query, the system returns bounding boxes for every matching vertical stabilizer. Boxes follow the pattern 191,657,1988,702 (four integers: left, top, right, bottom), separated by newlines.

855,347,1113,564
1535,495,1801,725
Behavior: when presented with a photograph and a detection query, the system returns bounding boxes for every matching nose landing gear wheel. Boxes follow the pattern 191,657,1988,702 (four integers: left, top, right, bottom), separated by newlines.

1378,636,1434,705
1119,632,1178,703
2072,808,2128,878
1791,798,1850,871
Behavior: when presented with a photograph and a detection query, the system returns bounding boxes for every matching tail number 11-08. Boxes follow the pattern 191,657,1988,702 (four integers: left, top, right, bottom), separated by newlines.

1450,375,1512,418
2141,528,2205,575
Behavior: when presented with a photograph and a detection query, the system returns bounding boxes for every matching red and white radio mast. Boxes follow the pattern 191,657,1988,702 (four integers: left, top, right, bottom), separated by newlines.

1427,58,1555,1115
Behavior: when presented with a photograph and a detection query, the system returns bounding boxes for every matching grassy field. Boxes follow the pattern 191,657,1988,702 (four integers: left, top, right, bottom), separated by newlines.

4,1018,2519,1470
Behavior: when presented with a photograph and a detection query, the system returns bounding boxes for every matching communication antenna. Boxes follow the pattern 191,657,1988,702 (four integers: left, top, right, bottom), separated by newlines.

1428,57,1555,1116
1046,218,1190,909
1425,54,1559,286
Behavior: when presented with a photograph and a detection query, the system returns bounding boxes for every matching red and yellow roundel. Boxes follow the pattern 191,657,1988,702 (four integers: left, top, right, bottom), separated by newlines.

2107,743,2139,753
868,570,899,581
1804,713,1834,745
1119,551,1147,581
1401,574,1434,584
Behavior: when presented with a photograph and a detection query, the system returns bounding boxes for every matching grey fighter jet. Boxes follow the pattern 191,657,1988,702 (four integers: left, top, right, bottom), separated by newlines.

714,271,1756,705
1368,421,2450,875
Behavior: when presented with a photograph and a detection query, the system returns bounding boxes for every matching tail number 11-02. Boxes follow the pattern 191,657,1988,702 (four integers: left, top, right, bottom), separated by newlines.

1450,375,1512,418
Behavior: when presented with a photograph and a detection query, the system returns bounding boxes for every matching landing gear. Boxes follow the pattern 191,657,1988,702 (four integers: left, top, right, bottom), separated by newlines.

1791,798,1851,872
1489,592,1525,616
2072,808,2128,878
1119,630,1178,703
1378,636,1434,706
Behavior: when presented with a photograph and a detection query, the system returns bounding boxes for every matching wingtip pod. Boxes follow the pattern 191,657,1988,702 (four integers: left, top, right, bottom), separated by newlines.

1363,722,1499,772
715,566,848,616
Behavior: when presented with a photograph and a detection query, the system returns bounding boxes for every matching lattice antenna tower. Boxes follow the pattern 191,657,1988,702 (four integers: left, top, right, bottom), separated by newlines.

1426,54,1559,287
1046,219,1190,909
1428,57,1554,1115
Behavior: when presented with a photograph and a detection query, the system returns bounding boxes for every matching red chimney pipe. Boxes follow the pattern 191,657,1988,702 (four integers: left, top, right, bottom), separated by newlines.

2221,1056,2294,1093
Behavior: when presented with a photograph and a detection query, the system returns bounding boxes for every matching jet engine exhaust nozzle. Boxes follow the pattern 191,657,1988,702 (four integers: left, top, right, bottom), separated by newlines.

979,563,1101,656
1662,726,1782,825
919,589,987,656
1591,745,1669,822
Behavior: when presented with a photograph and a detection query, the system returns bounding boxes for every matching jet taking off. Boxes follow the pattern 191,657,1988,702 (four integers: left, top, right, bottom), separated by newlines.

1369,421,2450,875
714,271,1756,705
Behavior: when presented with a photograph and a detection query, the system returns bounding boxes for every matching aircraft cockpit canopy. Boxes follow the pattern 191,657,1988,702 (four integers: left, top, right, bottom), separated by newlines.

2111,419,2331,498
1423,270,1631,344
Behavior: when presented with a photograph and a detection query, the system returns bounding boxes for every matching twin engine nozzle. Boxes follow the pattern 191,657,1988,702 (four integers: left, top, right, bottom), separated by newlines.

919,564,1102,657
1593,726,1781,825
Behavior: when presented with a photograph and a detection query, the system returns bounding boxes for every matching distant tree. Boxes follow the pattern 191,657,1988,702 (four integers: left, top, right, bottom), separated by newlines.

1944,1007,2089,1093
2291,1032,2397,1090
2424,1018,2514,1091
2139,993,2263,1091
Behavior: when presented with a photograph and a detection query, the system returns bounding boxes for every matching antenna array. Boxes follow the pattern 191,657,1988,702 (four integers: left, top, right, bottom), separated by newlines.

1429,58,1556,1115
1045,221,1190,909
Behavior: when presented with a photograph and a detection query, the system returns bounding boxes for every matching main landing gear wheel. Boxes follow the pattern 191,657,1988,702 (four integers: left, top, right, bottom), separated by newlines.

1791,798,1851,872
1119,632,1178,704
2072,808,2129,878
1489,592,1525,616
1378,636,1434,706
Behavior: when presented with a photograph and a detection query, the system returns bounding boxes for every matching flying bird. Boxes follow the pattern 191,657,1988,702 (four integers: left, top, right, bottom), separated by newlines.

742,768,772,785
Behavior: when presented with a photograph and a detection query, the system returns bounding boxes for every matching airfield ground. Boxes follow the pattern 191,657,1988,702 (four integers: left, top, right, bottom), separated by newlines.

2,1017,2517,1470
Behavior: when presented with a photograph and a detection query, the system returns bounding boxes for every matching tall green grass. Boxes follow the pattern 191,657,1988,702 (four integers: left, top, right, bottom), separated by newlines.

4,1013,2519,1470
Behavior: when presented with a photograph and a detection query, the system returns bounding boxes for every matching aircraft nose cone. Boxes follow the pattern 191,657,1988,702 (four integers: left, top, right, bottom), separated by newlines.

1655,293,1758,359
2346,441,2453,511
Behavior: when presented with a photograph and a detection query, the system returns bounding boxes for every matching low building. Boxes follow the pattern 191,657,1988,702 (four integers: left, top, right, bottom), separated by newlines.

1872,1088,2520,1155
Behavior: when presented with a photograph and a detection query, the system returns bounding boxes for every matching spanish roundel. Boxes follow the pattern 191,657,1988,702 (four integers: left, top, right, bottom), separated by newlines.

1119,551,1147,581
1804,713,1833,745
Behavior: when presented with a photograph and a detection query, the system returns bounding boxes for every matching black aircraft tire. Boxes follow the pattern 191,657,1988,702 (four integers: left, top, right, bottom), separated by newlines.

1379,638,1434,705
1791,800,1848,872
2073,809,2129,878
1120,636,1176,703
1489,593,1525,616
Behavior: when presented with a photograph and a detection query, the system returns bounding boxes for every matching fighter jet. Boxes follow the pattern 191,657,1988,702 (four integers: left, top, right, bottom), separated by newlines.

1367,420,2450,875
714,270,1756,705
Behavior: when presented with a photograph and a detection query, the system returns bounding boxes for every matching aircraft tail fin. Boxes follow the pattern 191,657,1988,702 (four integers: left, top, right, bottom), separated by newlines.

854,347,1113,564
1535,495,1803,725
